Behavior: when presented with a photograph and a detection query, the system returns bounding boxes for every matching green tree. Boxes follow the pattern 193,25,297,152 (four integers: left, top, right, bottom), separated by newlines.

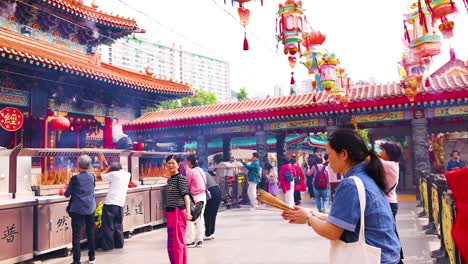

236,87,249,101
290,86,296,95
143,88,217,112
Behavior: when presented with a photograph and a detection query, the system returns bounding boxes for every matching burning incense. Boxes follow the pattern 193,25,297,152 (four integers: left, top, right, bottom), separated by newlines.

257,190,293,211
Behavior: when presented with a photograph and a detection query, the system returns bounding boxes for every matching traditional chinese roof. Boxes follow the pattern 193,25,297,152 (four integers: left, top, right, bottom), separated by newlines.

0,28,192,95
123,73,468,132
430,58,468,78
39,0,141,31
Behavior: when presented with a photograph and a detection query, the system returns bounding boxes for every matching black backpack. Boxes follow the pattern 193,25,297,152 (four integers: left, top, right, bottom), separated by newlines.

284,165,295,183
313,164,329,190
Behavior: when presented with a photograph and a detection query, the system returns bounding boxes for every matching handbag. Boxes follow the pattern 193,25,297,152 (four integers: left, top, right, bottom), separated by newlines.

329,176,381,264
196,167,212,200
188,192,204,222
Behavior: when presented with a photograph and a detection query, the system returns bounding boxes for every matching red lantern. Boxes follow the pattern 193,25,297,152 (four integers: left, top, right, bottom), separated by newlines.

49,116,71,131
301,30,326,48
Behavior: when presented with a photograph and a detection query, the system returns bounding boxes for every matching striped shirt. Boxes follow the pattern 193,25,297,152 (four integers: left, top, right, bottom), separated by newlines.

166,173,190,210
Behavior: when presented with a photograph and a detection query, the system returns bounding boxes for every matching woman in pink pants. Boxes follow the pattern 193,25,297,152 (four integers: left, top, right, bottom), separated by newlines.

165,155,192,264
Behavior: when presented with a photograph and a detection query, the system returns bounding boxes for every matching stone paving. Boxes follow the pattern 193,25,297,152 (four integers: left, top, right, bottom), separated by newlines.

40,199,439,264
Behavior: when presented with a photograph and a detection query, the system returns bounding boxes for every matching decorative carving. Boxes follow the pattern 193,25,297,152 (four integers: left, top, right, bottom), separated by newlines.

276,133,287,166
413,109,425,119
88,51,101,66
144,66,154,76
411,118,431,173
255,130,268,172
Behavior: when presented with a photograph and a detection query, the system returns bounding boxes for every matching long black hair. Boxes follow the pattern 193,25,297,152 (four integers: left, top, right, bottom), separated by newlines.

381,142,402,162
187,154,199,168
328,129,385,191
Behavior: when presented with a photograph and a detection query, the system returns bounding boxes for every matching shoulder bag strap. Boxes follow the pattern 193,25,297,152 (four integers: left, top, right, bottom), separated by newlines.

349,176,366,243
196,167,207,186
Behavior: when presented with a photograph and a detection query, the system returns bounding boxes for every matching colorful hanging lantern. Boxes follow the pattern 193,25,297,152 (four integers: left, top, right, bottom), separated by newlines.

49,116,71,131
318,53,339,92
277,0,304,55
330,68,347,100
406,0,442,60
426,0,457,20
398,50,430,102
402,74,423,102
301,30,326,92
424,0,458,39
226,0,263,51
277,0,305,87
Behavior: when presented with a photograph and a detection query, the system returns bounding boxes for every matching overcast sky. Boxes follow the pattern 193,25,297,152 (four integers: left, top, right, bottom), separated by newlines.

93,0,468,98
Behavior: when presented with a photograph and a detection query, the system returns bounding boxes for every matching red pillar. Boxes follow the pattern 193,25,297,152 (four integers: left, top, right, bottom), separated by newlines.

103,117,113,149
41,109,53,174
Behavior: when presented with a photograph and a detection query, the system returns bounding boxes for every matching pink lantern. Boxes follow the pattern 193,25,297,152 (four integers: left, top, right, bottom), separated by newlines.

318,54,339,92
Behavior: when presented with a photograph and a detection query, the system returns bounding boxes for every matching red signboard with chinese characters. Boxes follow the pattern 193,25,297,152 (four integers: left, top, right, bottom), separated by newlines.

0,107,24,131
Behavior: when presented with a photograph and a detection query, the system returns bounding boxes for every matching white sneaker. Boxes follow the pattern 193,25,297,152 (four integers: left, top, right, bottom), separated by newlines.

89,259,96,264
196,241,203,247
203,235,213,241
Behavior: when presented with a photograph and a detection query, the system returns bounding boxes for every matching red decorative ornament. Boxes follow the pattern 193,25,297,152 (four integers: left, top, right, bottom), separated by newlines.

438,20,455,39
49,116,71,131
0,107,24,131
238,7,250,26
225,0,263,51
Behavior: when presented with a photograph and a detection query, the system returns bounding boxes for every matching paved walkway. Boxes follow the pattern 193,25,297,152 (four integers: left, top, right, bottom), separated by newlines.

40,199,439,264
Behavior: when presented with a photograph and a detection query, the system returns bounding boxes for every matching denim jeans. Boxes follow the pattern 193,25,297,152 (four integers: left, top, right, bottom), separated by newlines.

313,186,330,212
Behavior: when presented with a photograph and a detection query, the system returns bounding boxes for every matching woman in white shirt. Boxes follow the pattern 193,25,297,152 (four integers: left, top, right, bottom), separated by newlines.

100,162,131,250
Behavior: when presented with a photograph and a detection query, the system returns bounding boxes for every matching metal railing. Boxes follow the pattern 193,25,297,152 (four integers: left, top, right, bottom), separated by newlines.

417,171,465,264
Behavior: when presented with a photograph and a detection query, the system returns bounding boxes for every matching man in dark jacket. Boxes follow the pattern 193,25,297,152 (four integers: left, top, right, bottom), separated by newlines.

65,155,96,264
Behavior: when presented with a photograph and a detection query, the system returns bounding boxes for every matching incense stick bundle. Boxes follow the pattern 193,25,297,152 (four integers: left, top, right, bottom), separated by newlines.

257,190,293,211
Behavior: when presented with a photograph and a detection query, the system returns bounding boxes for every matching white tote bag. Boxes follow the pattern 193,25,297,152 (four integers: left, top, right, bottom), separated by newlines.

329,176,381,264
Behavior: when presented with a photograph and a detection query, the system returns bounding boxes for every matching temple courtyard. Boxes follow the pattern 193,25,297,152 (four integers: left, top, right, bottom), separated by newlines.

36,197,437,264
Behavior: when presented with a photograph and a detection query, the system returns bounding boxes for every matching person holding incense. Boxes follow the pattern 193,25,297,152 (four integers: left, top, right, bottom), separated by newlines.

281,129,402,264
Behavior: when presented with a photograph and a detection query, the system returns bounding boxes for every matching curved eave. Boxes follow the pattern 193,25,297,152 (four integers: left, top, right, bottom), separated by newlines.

41,0,140,31
0,47,192,96
123,89,467,132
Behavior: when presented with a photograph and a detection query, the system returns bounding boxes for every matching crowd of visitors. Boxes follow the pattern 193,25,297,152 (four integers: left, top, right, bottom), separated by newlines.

62,129,468,264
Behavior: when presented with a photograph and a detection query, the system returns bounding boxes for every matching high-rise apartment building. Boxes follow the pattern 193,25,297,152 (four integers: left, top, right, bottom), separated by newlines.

296,79,313,95
273,84,283,97
101,36,231,103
